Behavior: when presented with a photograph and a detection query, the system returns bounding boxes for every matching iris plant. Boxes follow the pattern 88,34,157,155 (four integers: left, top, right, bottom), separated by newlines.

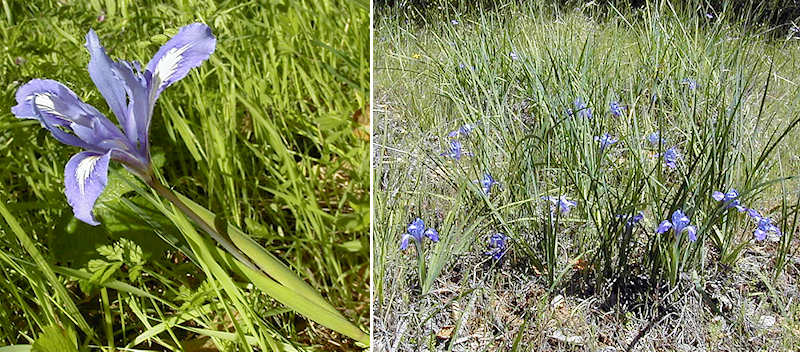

656,210,697,242
400,217,440,291
13,23,216,226
11,24,371,344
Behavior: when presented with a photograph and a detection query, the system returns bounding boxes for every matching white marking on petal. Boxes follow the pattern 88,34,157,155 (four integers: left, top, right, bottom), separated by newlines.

153,44,192,91
75,155,101,194
33,94,66,118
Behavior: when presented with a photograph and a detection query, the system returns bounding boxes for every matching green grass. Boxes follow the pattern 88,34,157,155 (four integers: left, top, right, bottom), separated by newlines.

374,0,800,350
0,0,369,350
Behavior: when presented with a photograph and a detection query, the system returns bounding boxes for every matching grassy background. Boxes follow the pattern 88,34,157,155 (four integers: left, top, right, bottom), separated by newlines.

0,0,369,350
374,0,800,350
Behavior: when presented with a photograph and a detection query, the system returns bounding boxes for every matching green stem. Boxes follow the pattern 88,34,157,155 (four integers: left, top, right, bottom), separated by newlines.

414,239,426,291
146,178,260,273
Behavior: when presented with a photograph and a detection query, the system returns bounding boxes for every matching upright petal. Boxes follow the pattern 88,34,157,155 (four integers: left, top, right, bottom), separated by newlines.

85,29,131,136
399,234,412,250
145,23,216,99
64,151,112,225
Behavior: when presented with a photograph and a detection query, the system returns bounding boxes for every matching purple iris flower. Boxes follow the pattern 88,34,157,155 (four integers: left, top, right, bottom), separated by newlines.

745,209,781,241
509,52,519,61
681,78,697,90
475,172,498,195
656,210,697,242
662,147,681,169
594,133,618,150
647,132,664,146
448,123,476,138
484,233,509,260
451,19,459,25
618,211,644,229
441,139,469,160
609,101,624,117
543,195,577,214
400,217,440,250
11,24,216,225
712,189,746,212
571,98,592,119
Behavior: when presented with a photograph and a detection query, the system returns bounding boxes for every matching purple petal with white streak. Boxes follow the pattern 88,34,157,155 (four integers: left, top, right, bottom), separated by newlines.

64,151,112,225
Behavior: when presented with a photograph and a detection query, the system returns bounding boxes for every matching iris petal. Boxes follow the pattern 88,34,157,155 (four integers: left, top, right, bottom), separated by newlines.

64,151,112,225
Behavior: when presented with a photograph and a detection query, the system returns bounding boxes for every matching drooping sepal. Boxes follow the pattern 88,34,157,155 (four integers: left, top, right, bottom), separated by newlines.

64,151,112,225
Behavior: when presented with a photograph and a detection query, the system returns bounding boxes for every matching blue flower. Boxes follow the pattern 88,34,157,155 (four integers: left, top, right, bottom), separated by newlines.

662,147,681,169
441,139,468,160
543,195,577,214
656,210,697,241
451,19,459,25
400,217,440,250
712,189,746,212
594,133,618,150
610,101,624,117
448,123,476,138
745,209,781,241
681,78,697,90
571,98,593,119
618,212,644,229
484,233,509,260
509,52,519,61
475,172,498,195
647,132,664,146
11,24,216,225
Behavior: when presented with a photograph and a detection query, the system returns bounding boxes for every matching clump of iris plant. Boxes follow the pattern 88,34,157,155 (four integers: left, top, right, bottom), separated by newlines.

609,101,624,117
543,195,577,214
474,172,498,195
656,210,697,242
484,233,509,260
595,133,618,150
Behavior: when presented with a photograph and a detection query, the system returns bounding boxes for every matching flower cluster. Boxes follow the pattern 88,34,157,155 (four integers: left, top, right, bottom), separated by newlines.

712,188,782,241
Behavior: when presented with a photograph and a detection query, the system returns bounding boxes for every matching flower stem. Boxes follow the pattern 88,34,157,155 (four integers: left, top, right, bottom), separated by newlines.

146,178,260,272
413,239,426,291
